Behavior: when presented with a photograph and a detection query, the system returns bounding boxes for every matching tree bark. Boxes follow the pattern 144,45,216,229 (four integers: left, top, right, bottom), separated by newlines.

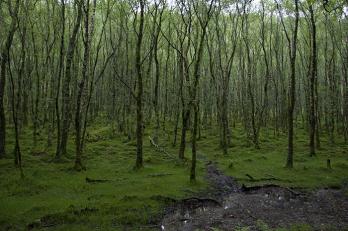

286,0,299,168
75,0,95,171
308,4,317,157
135,0,145,169
0,0,20,158
57,0,83,158
55,0,66,159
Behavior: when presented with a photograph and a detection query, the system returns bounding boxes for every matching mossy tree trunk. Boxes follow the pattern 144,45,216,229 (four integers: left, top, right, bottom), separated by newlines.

57,0,83,159
0,0,20,159
135,0,145,169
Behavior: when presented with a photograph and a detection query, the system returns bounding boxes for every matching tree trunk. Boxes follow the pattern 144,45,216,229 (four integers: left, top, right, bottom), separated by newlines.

0,0,20,158
57,0,83,158
75,0,94,171
55,0,66,159
135,0,145,169
190,104,198,181
308,5,317,157
152,5,163,144
178,108,190,159
284,0,299,168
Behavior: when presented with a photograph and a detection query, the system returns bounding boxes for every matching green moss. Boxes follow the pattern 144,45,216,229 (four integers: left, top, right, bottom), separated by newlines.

1,122,348,230
197,125,348,189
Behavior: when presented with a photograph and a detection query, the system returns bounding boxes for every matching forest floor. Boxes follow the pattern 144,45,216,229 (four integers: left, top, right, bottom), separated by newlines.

0,121,348,230
162,163,348,231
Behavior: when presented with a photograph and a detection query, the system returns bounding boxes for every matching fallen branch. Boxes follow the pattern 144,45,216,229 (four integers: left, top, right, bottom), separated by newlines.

147,173,173,177
148,136,175,159
85,177,109,183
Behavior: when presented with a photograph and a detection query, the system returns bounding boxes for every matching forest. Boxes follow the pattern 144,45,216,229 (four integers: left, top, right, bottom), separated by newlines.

0,0,347,230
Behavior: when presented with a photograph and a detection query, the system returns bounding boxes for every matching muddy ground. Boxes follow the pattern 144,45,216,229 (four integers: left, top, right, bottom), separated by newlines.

161,163,348,231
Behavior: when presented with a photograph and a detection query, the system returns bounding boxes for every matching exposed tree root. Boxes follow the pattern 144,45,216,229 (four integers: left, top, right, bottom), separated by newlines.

241,173,292,183
179,197,222,207
73,162,86,171
241,184,302,196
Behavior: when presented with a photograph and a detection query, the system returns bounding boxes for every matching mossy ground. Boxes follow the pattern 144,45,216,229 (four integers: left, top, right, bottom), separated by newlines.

200,125,348,189
0,120,347,230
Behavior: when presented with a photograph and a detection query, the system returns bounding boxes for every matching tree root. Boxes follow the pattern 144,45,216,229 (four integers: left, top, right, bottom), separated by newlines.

74,162,86,171
177,197,222,210
241,184,303,196
242,173,292,183
150,195,222,210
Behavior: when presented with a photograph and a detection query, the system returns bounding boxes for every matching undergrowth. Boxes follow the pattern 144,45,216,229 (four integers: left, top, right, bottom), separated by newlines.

0,120,347,230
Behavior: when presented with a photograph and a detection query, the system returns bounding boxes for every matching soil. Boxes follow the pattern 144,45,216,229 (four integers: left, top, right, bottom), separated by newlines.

161,163,348,231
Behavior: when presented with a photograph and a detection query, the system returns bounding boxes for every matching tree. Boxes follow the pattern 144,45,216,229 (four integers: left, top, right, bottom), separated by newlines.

190,0,215,181
277,0,300,168
207,1,239,155
151,0,165,144
57,0,83,159
135,0,145,169
74,0,96,171
54,0,66,159
0,0,20,159
8,0,25,177
304,2,318,156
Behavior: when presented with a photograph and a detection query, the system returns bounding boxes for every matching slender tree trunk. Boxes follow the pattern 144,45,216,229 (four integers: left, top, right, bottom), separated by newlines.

343,41,348,143
172,102,180,146
308,5,317,157
190,103,198,181
178,48,189,159
153,5,163,143
9,64,23,177
179,108,190,159
58,0,83,158
135,0,145,169
30,26,41,148
0,0,20,158
55,0,66,159
9,1,25,176
75,0,94,171
285,0,299,169
190,0,214,180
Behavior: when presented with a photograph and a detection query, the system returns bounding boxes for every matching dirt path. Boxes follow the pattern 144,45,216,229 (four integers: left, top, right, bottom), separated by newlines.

161,163,348,231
